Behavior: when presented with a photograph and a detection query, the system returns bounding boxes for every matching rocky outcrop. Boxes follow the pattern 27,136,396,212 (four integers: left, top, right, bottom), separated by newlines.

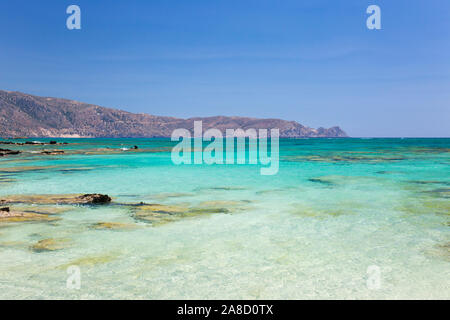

77,194,112,204
0,90,348,138
0,141,67,146
1,193,112,205
41,150,65,155
1,195,248,226
0,148,21,156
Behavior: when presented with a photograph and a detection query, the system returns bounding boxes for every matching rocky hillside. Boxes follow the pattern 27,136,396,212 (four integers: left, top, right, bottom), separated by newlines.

0,90,347,138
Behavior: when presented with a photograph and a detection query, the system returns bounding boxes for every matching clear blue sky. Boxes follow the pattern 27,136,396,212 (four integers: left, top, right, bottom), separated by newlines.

0,0,449,137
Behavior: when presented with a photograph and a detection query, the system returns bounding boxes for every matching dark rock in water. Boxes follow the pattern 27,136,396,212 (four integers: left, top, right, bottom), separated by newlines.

133,145,139,149
426,188,450,198
77,194,111,204
308,177,335,186
0,207,10,212
41,150,65,155
0,140,68,146
0,148,21,156
409,180,450,186
1,193,112,205
376,171,396,175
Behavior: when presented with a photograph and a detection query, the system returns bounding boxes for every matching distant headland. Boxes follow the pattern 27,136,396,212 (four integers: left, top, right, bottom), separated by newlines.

0,90,347,138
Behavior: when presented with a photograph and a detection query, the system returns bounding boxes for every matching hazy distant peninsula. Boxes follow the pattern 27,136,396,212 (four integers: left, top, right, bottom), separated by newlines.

0,90,347,138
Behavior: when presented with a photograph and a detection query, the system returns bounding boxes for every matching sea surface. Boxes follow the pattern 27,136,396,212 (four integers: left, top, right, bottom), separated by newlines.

0,138,449,299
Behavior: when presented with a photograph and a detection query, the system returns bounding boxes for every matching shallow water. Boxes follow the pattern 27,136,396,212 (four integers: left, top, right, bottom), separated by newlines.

0,138,449,299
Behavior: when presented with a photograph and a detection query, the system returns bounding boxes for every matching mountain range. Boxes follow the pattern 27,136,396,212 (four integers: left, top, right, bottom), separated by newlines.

0,90,347,138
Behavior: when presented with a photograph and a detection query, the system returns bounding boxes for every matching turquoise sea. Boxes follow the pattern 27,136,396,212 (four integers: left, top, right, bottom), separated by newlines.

0,138,449,299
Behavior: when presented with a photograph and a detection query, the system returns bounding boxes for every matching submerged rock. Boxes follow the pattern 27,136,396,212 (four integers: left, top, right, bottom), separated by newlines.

308,175,381,187
1,193,112,205
0,241,27,249
0,176,16,184
41,150,65,155
0,165,59,173
426,188,450,199
58,167,94,174
195,200,249,213
198,200,244,207
15,205,72,215
140,203,187,213
308,177,336,186
188,207,230,214
58,253,119,269
376,170,405,175
0,209,60,223
408,180,450,186
132,200,244,225
423,200,450,214
396,197,450,216
31,238,69,252
133,203,198,225
285,153,408,163
255,188,287,195
425,242,450,262
290,203,352,218
148,192,194,200
90,222,136,230
195,186,247,192
407,147,450,154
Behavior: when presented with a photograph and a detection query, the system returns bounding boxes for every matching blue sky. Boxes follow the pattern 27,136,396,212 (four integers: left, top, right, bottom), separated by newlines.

0,0,449,137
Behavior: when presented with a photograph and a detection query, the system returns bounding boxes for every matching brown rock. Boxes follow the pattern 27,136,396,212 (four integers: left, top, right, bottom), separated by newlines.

1,193,112,205
77,194,112,204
